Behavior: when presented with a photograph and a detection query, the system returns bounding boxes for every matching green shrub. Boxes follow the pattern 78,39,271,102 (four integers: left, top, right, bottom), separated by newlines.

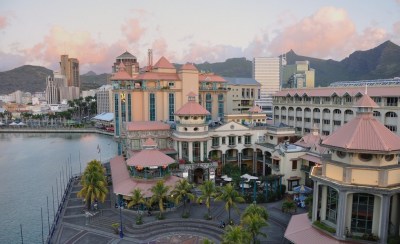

313,221,336,234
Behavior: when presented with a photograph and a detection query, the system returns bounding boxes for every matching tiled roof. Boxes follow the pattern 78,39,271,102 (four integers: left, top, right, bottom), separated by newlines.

126,121,170,131
134,72,180,81
127,149,176,167
248,105,263,114
110,155,180,197
298,154,322,164
142,138,157,147
354,94,378,108
224,77,261,86
199,73,226,82
175,100,210,116
180,63,198,71
153,56,175,69
116,51,136,59
274,86,400,97
111,62,133,80
322,113,400,152
295,133,327,154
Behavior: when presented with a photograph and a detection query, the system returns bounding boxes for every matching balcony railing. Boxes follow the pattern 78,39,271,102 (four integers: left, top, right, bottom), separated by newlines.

300,165,311,172
226,156,238,161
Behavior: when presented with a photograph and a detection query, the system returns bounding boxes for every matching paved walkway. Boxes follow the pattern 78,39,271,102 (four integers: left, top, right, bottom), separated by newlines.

50,178,307,244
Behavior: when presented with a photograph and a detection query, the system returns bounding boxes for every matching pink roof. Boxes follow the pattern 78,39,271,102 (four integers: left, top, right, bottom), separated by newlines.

354,94,378,108
187,91,197,97
298,154,322,164
295,133,327,154
110,156,180,197
153,56,175,69
134,72,180,81
111,64,133,80
181,63,198,71
126,149,176,167
285,213,345,244
248,105,263,114
199,73,226,82
175,100,210,116
274,86,400,97
143,138,157,147
126,121,170,131
322,113,400,152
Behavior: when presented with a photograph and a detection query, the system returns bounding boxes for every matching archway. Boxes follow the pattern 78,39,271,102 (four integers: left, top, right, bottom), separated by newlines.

194,168,205,184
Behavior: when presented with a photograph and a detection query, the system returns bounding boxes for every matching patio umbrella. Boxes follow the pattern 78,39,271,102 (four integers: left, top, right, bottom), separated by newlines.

240,183,250,189
224,177,232,182
9,122,18,126
18,122,26,126
293,185,312,194
221,175,228,179
241,173,258,181
0,122,4,126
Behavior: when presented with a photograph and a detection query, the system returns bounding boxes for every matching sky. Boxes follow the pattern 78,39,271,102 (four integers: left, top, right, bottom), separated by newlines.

1,0,400,73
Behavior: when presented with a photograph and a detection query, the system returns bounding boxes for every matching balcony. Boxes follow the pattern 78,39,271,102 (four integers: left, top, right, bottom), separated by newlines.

300,165,311,173
226,156,238,161
242,154,253,160
272,165,280,171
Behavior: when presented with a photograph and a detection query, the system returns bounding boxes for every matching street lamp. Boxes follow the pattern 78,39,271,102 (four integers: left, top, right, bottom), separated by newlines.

118,197,124,238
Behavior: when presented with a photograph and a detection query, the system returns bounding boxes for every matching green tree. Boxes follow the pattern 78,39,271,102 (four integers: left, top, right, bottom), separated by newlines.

78,160,108,210
127,188,146,213
222,225,251,244
171,178,195,216
197,180,217,219
214,183,245,224
241,204,269,244
282,200,297,214
150,180,170,219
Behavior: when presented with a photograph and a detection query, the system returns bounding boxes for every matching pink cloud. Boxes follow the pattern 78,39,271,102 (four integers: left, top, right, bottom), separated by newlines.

269,7,356,59
121,18,146,42
179,43,242,63
0,16,7,29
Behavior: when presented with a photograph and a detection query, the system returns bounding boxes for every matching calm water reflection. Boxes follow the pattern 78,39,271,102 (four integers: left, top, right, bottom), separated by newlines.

0,133,117,244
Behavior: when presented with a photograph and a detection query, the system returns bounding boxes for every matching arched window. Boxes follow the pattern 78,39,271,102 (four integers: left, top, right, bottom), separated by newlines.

296,107,302,112
304,108,311,112
218,94,224,101
345,110,354,115
323,108,330,113
281,106,287,111
206,93,212,100
351,193,374,234
373,111,380,117
274,106,280,110
313,108,320,113
333,109,341,114
385,111,398,118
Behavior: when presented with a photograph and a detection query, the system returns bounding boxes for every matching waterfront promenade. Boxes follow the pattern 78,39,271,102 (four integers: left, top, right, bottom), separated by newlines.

0,126,114,136
49,176,304,244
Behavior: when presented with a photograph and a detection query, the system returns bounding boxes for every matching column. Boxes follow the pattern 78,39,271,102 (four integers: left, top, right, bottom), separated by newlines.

262,153,266,176
200,141,204,162
336,190,347,240
379,194,390,244
253,152,257,174
393,194,400,237
178,141,182,159
222,153,225,166
312,182,319,222
188,142,193,162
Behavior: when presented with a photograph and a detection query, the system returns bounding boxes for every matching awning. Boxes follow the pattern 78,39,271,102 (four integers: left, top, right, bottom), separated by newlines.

285,213,345,244
299,154,321,164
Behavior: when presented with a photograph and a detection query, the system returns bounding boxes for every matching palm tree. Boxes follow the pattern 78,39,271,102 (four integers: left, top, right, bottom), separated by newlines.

222,225,251,244
78,160,108,210
241,204,269,244
127,188,146,213
197,180,217,219
150,180,170,219
214,183,245,225
171,178,195,216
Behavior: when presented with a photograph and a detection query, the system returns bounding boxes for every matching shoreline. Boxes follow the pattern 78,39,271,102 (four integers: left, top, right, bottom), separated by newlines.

0,127,114,136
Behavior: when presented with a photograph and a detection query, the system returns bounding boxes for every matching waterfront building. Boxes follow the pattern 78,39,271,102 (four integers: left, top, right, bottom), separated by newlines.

253,57,281,115
46,72,67,104
281,60,315,88
224,77,261,114
273,86,400,137
309,94,400,243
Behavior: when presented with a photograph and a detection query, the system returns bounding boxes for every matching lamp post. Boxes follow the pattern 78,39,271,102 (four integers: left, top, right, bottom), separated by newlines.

118,197,124,238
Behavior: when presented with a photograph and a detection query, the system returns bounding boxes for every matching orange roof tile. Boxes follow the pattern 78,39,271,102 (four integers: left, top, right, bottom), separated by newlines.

295,133,327,154
134,72,180,81
199,73,226,82
126,121,170,131
322,113,400,152
153,56,175,69
127,149,176,167
181,63,198,71
175,100,210,116
111,62,133,80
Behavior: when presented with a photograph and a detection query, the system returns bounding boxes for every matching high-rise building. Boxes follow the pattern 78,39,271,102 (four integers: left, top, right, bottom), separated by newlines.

253,57,281,115
96,85,113,114
45,72,67,104
282,60,315,88
60,54,80,88
223,77,261,114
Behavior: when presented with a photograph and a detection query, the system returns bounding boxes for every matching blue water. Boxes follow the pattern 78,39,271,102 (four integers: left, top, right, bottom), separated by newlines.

0,133,117,244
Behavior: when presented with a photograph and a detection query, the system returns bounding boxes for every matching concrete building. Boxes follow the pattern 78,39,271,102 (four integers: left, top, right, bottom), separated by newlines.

310,94,400,243
46,72,67,104
273,86,400,137
60,54,80,88
253,57,281,115
224,77,261,114
282,61,315,88
96,85,113,114
59,86,80,101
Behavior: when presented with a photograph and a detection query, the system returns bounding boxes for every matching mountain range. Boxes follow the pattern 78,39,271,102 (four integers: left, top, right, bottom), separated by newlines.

0,40,399,94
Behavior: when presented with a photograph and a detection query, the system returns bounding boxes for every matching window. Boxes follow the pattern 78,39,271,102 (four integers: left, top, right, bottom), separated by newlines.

385,112,398,117
114,94,119,136
168,82,175,87
127,94,132,121
159,139,167,149
274,115,279,120
168,93,175,121
345,110,354,115
132,139,140,150
323,108,330,113
149,93,156,121
313,118,320,124
228,136,235,146
373,111,380,117
282,116,287,120
193,142,200,162
296,117,302,122
326,186,338,224
322,131,330,136
333,120,341,126
333,109,341,114
305,118,311,122
372,97,381,103
242,88,245,98
289,116,294,121
385,97,398,106
218,95,224,118
244,135,251,145
238,136,242,144
250,89,254,98
385,154,394,161
182,142,188,160
359,153,373,161
222,137,226,144
212,137,219,147
336,151,346,158
351,193,374,234
385,125,397,132
292,160,297,170
323,119,330,125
